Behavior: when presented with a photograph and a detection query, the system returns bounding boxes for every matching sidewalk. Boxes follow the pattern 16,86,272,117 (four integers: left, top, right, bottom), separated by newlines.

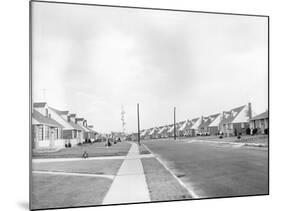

102,143,151,204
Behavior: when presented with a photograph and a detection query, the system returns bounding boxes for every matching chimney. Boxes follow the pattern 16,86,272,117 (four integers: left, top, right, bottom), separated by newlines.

248,102,252,119
68,114,76,122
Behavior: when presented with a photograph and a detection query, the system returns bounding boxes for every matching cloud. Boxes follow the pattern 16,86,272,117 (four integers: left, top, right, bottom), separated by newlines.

32,2,268,133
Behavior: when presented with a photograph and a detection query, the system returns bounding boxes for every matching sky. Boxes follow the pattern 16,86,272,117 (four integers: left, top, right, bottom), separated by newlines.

32,2,268,133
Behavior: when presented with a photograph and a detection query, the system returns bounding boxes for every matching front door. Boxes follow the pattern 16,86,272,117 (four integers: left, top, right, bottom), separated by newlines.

49,128,55,148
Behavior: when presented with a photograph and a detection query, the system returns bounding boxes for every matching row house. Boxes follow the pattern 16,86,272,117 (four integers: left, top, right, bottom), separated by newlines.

148,127,159,139
250,111,268,135
178,119,197,137
33,103,76,148
135,102,257,139
197,113,220,135
161,125,173,138
48,108,84,145
32,109,64,149
140,129,151,140
218,103,252,136
32,102,97,149
190,117,202,136
87,125,98,139
157,126,168,138
75,117,91,140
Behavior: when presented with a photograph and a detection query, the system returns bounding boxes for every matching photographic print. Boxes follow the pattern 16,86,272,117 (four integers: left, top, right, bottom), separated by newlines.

30,1,269,210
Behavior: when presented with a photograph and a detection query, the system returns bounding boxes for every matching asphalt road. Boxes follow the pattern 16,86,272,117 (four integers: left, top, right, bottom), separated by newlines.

143,139,268,199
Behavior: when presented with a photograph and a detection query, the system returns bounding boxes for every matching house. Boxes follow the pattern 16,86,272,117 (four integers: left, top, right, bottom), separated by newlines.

208,113,222,135
67,113,85,142
87,125,98,140
166,122,183,138
140,129,151,140
34,103,78,147
190,117,202,136
198,113,220,135
219,103,252,136
156,125,169,138
178,120,195,136
156,126,166,138
167,124,175,137
148,127,159,139
47,107,83,145
75,117,91,141
250,111,269,134
32,109,64,149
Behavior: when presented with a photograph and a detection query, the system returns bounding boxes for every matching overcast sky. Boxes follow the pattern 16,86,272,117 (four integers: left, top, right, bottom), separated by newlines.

32,2,268,133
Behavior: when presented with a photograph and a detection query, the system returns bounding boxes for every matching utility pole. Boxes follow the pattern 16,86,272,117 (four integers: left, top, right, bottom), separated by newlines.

174,106,176,140
121,105,126,134
137,103,140,145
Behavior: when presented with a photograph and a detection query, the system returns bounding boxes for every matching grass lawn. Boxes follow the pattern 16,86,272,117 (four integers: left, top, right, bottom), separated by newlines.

144,139,268,198
31,174,112,210
33,141,131,159
142,158,192,201
183,135,268,146
32,159,123,175
139,144,151,155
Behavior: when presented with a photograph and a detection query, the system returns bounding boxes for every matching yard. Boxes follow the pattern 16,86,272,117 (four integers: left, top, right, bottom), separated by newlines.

142,157,192,201
31,158,124,210
31,174,112,210
143,138,268,198
33,141,132,159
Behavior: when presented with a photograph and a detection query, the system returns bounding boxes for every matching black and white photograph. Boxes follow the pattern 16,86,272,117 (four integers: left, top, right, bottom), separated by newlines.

30,1,269,210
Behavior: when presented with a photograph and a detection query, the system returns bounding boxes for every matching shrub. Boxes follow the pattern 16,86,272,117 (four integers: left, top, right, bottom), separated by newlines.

65,143,68,148
68,143,72,148
246,127,251,135
253,128,258,135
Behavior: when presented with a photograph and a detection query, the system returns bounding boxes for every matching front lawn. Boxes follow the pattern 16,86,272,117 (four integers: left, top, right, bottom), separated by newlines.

31,174,112,210
32,159,123,175
142,158,192,201
33,141,131,159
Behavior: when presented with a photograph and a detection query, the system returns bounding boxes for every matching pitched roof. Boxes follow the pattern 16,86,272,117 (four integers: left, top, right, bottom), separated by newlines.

220,105,246,125
48,107,77,130
68,121,84,131
251,111,268,121
191,118,201,129
49,107,69,115
149,128,159,136
158,126,167,134
33,102,47,108
199,113,220,128
32,110,63,128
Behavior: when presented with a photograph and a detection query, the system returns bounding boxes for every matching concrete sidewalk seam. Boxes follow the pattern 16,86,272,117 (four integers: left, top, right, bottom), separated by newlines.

33,170,115,179
32,154,155,163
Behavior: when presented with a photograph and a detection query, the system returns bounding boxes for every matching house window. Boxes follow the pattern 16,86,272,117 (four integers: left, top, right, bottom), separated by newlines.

45,126,50,140
241,123,245,128
37,125,43,141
